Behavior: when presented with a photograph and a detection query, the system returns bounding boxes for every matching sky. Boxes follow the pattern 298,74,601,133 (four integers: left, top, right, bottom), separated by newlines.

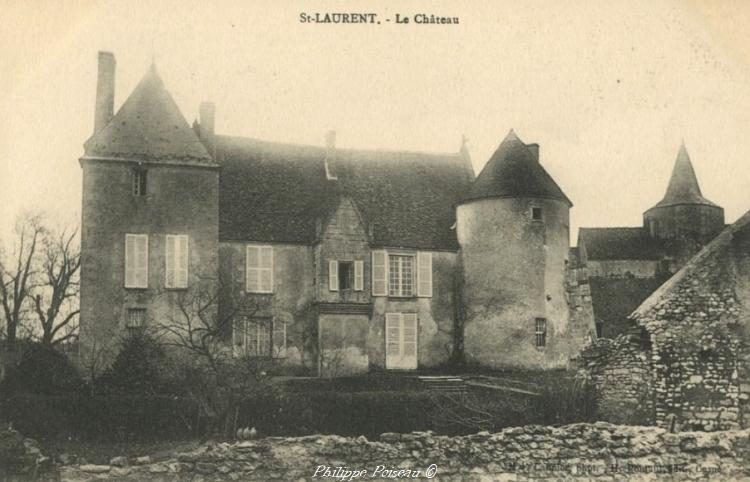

1,0,749,244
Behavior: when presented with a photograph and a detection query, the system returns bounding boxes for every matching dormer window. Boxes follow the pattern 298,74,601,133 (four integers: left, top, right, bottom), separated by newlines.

132,168,147,196
531,207,543,221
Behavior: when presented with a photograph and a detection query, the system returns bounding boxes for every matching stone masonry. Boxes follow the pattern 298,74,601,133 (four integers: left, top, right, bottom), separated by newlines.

59,423,750,481
582,211,750,431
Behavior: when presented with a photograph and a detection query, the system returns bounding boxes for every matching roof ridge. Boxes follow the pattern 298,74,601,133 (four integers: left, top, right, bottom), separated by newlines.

215,134,462,158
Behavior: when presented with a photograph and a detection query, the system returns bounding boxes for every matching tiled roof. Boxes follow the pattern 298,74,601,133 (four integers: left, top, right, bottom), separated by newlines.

460,130,572,206
648,143,718,210
578,227,666,261
216,136,472,249
83,65,213,164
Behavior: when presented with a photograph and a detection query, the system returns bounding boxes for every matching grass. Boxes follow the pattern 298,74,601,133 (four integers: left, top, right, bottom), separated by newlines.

42,438,201,465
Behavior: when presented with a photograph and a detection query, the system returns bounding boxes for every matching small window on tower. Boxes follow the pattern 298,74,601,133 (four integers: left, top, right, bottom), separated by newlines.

132,169,147,196
531,207,543,221
534,318,547,349
127,308,146,331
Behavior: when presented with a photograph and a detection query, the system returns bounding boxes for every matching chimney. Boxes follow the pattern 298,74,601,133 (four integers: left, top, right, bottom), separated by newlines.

527,143,539,162
324,130,337,180
199,102,216,155
94,51,116,134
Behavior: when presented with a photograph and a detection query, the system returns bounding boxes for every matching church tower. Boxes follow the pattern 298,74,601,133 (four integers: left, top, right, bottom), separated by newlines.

455,130,594,369
643,143,724,244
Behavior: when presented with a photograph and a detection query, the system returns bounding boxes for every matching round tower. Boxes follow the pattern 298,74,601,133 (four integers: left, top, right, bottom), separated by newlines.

643,143,724,244
456,130,589,369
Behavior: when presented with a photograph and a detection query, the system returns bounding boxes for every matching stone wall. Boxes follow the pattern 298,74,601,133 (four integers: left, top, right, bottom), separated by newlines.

59,423,750,481
579,334,655,425
582,212,750,432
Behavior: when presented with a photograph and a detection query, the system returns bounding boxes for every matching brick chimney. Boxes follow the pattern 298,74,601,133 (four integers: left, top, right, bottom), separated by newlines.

527,143,539,162
94,51,116,134
199,102,216,155
324,130,337,181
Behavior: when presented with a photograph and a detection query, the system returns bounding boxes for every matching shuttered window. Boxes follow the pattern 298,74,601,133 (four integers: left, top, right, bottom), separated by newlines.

417,251,432,297
371,250,388,296
354,260,364,291
125,234,148,288
165,234,188,289
246,245,273,293
329,260,339,291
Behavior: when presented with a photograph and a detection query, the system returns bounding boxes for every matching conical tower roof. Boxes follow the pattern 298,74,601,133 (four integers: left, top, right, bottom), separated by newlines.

460,130,572,206
650,143,718,209
83,64,212,164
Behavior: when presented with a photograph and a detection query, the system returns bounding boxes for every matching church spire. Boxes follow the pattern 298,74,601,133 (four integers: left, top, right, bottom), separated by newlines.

653,143,718,208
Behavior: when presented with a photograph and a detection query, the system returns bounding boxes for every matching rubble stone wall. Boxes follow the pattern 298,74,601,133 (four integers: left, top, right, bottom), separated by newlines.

59,423,750,481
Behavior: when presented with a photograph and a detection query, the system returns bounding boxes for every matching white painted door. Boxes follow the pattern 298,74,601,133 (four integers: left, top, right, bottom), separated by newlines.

385,313,418,369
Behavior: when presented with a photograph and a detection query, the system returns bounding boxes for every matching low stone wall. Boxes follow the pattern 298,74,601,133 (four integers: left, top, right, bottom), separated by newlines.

59,423,750,481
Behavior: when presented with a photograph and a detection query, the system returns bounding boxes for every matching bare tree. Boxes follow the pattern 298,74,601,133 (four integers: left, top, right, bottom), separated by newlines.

156,273,269,435
32,227,81,345
0,214,44,348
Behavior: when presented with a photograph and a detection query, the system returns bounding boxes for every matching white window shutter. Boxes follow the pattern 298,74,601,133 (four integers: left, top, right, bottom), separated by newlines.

354,260,364,291
372,250,388,296
246,245,260,292
417,251,433,297
385,313,401,358
177,235,188,288
329,260,339,291
136,235,148,288
402,313,418,359
125,235,136,287
260,246,273,293
165,235,175,288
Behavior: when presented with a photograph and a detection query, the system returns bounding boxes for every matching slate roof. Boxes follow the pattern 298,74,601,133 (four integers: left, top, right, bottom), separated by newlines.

578,227,665,261
216,136,473,250
647,143,718,210
460,130,572,206
83,65,213,164
589,277,668,338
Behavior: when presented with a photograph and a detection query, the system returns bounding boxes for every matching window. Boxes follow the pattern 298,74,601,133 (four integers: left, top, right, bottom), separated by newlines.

372,251,431,298
246,245,273,293
531,207,543,221
595,320,604,338
132,169,147,196
127,308,146,330
389,255,414,297
535,318,547,349
125,234,148,288
339,262,353,290
165,235,188,289
233,317,286,358
329,260,364,291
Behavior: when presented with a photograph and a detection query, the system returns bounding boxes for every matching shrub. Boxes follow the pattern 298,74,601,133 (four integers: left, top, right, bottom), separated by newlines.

98,330,171,395
533,377,598,424
1,342,82,395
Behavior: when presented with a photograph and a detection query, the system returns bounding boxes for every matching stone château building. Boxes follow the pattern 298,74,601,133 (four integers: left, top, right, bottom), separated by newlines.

79,52,596,375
